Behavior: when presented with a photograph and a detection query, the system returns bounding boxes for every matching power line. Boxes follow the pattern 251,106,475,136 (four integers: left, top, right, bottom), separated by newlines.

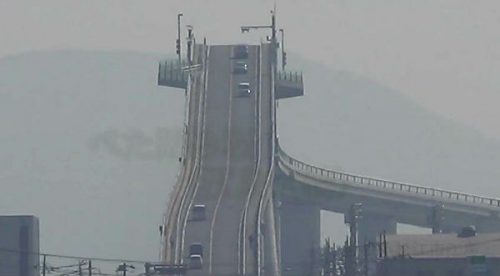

0,246,150,264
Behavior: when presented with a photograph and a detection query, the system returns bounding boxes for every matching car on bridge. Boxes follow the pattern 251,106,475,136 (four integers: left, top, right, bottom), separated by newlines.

191,204,206,221
237,82,251,97
189,243,203,257
232,44,249,59
233,61,248,74
189,254,203,269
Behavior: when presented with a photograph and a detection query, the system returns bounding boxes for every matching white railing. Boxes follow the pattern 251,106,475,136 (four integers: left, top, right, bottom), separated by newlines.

277,146,500,208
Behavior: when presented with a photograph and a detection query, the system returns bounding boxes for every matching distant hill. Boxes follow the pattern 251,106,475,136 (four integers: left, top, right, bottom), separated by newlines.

1,49,500,262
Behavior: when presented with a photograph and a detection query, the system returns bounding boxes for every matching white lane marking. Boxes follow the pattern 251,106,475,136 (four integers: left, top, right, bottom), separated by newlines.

208,46,234,275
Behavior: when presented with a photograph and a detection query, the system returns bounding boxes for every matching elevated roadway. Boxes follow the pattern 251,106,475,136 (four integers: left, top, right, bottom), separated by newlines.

275,146,500,274
160,43,275,275
277,145,500,233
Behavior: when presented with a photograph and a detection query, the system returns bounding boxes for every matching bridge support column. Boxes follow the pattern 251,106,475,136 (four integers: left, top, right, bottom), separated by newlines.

278,198,320,276
358,214,396,244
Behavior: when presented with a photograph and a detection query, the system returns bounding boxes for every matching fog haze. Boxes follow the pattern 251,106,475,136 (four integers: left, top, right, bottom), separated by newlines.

1,0,500,263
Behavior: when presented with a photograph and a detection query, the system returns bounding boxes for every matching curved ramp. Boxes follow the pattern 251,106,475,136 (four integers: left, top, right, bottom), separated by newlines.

277,145,500,232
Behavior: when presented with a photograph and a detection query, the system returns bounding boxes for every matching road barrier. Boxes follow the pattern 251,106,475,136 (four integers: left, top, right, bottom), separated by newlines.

277,146,500,208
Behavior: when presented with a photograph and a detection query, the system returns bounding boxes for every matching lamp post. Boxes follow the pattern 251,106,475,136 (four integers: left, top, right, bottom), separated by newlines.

177,13,183,65
240,9,278,66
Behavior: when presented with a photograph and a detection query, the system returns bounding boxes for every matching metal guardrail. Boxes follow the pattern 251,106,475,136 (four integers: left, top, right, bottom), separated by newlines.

277,71,303,83
158,59,189,85
277,146,500,208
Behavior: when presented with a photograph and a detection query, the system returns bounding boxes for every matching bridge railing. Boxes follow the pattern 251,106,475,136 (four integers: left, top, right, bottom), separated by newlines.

158,59,189,88
277,71,303,84
277,146,500,208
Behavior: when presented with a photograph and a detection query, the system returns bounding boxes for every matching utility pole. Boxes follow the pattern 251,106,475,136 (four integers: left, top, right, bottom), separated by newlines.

88,260,92,276
345,203,362,276
383,231,387,258
271,9,277,65
42,254,46,276
344,236,354,276
379,232,383,258
78,260,83,276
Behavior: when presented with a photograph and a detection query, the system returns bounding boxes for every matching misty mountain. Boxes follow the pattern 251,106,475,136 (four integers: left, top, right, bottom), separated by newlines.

1,49,500,262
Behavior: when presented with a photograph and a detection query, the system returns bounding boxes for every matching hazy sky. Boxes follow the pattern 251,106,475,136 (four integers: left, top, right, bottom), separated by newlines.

2,0,500,140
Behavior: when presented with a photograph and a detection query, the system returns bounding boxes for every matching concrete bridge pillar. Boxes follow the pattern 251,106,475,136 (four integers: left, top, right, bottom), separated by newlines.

357,214,397,244
278,197,321,276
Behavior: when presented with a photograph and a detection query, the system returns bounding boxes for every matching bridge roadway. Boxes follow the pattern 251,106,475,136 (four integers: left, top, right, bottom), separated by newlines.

163,43,274,276
276,145,500,234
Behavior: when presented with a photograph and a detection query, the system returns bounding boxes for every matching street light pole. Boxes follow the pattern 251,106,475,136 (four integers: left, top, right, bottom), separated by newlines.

177,13,183,65
271,10,277,64
240,9,278,67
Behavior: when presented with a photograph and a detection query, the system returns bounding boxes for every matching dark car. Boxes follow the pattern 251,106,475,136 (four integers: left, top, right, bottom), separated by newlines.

191,204,206,221
233,44,249,59
233,61,248,74
237,82,251,97
189,243,203,257
189,255,202,269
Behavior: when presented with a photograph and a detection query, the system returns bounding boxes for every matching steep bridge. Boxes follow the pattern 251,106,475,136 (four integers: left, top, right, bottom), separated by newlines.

157,41,500,275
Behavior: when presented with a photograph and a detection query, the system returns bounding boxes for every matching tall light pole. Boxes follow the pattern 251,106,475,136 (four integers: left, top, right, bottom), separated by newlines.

177,13,183,65
240,9,278,66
